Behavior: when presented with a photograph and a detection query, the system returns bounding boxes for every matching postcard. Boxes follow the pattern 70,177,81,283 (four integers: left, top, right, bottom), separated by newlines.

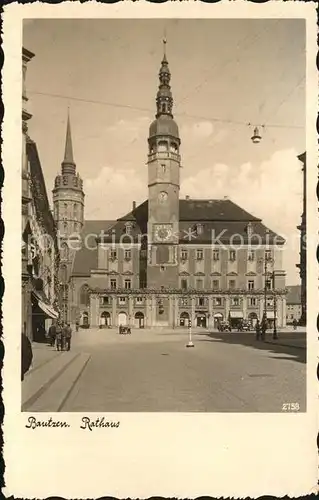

2,1,318,498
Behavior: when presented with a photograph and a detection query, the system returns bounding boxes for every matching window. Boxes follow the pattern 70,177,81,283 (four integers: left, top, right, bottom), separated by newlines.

247,250,255,261
136,296,143,304
196,224,203,235
265,279,272,290
101,296,110,305
229,250,236,261
124,279,131,290
110,279,117,290
119,296,126,305
265,250,272,261
181,249,188,261
196,249,203,261
266,297,274,307
73,203,78,220
161,164,166,173
124,249,131,260
158,141,168,152
80,285,90,306
213,249,220,261
212,279,219,290
248,280,255,290
110,250,117,260
196,279,204,290
229,279,236,290
213,297,223,306
64,203,68,215
181,279,188,290
248,297,257,306
197,297,206,307
231,297,240,307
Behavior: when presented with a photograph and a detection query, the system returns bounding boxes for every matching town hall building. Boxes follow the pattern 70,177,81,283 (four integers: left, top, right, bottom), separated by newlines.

54,44,287,330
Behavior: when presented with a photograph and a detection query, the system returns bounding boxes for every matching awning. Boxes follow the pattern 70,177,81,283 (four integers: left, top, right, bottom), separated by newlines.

214,313,223,318
266,311,275,319
37,299,59,319
229,311,244,318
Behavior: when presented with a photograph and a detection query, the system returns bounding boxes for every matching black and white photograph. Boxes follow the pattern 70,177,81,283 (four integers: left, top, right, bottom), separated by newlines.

2,3,318,498
21,17,308,413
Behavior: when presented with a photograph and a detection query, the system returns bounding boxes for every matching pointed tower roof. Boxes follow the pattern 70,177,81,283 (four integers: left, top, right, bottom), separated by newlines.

62,110,76,175
149,38,180,140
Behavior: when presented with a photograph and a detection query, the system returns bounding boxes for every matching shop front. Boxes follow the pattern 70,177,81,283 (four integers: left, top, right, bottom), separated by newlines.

229,311,244,329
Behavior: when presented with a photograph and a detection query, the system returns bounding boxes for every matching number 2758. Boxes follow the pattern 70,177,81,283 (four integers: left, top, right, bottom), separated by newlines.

282,403,300,411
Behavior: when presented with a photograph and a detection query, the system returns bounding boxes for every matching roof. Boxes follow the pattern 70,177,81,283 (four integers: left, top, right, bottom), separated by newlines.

71,220,116,276
121,199,261,222
286,285,301,305
106,198,284,244
26,139,57,241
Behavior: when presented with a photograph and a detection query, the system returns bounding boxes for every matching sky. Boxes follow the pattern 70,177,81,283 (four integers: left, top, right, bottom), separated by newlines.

23,18,305,285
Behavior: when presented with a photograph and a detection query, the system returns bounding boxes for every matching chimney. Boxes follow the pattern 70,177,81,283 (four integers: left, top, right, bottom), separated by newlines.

185,195,190,200
132,201,136,210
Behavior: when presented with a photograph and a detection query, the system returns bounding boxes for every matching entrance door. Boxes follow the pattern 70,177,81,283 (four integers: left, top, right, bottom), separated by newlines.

118,312,127,326
196,315,207,328
134,312,144,328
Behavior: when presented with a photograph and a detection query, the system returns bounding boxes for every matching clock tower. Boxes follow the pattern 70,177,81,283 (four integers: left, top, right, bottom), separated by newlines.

147,40,181,289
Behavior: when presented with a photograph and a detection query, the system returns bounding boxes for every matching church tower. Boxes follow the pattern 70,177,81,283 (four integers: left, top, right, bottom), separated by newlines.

147,40,181,289
53,112,85,273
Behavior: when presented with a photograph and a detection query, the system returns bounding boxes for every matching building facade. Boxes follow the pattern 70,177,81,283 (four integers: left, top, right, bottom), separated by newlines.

22,47,60,341
63,45,287,329
286,285,302,325
296,152,306,326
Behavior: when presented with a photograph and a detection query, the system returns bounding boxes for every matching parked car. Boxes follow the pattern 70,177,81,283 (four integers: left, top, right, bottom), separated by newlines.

218,321,231,332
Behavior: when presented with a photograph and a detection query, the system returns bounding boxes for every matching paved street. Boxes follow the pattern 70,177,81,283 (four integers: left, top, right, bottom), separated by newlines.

23,328,306,413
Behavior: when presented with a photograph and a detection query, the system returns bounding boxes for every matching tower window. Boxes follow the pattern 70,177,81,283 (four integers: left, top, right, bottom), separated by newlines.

158,141,168,152
73,203,78,220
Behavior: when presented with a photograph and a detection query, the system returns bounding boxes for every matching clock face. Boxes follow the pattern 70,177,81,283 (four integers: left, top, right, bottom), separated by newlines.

158,191,168,203
154,224,173,242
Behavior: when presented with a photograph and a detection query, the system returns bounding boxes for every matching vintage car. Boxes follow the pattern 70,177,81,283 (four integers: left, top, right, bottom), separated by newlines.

119,325,131,335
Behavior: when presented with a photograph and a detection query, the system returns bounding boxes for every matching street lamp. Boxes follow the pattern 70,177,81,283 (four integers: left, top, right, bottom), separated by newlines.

258,253,274,340
186,318,194,348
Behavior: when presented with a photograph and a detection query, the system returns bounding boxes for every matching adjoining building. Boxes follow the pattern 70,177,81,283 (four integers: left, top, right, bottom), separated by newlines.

55,43,287,329
286,285,302,325
296,152,306,326
22,48,60,342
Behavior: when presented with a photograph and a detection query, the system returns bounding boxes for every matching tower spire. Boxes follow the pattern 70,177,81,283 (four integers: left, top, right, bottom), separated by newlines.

155,38,173,119
62,109,76,175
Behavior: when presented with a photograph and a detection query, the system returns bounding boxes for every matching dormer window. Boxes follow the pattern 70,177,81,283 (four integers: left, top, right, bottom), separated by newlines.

196,224,203,235
246,222,253,238
125,222,133,235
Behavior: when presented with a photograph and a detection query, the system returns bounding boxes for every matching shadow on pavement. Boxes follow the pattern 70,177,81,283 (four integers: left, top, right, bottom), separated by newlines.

197,331,306,364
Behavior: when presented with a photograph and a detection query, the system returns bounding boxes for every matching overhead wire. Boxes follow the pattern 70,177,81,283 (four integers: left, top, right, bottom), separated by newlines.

28,90,304,130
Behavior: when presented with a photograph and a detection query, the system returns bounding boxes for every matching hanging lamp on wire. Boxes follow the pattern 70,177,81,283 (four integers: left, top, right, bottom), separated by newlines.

249,124,264,144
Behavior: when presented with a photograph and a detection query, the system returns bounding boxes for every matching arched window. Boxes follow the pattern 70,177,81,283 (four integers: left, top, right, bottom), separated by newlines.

79,285,90,306
158,141,168,152
73,203,78,220
170,142,178,153
64,203,68,216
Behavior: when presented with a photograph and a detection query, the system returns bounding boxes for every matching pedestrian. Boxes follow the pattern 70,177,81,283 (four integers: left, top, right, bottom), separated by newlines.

64,323,72,351
255,319,261,340
293,318,298,330
56,322,63,351
76,321,79,332
48,321,57,348
21,332,33,381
